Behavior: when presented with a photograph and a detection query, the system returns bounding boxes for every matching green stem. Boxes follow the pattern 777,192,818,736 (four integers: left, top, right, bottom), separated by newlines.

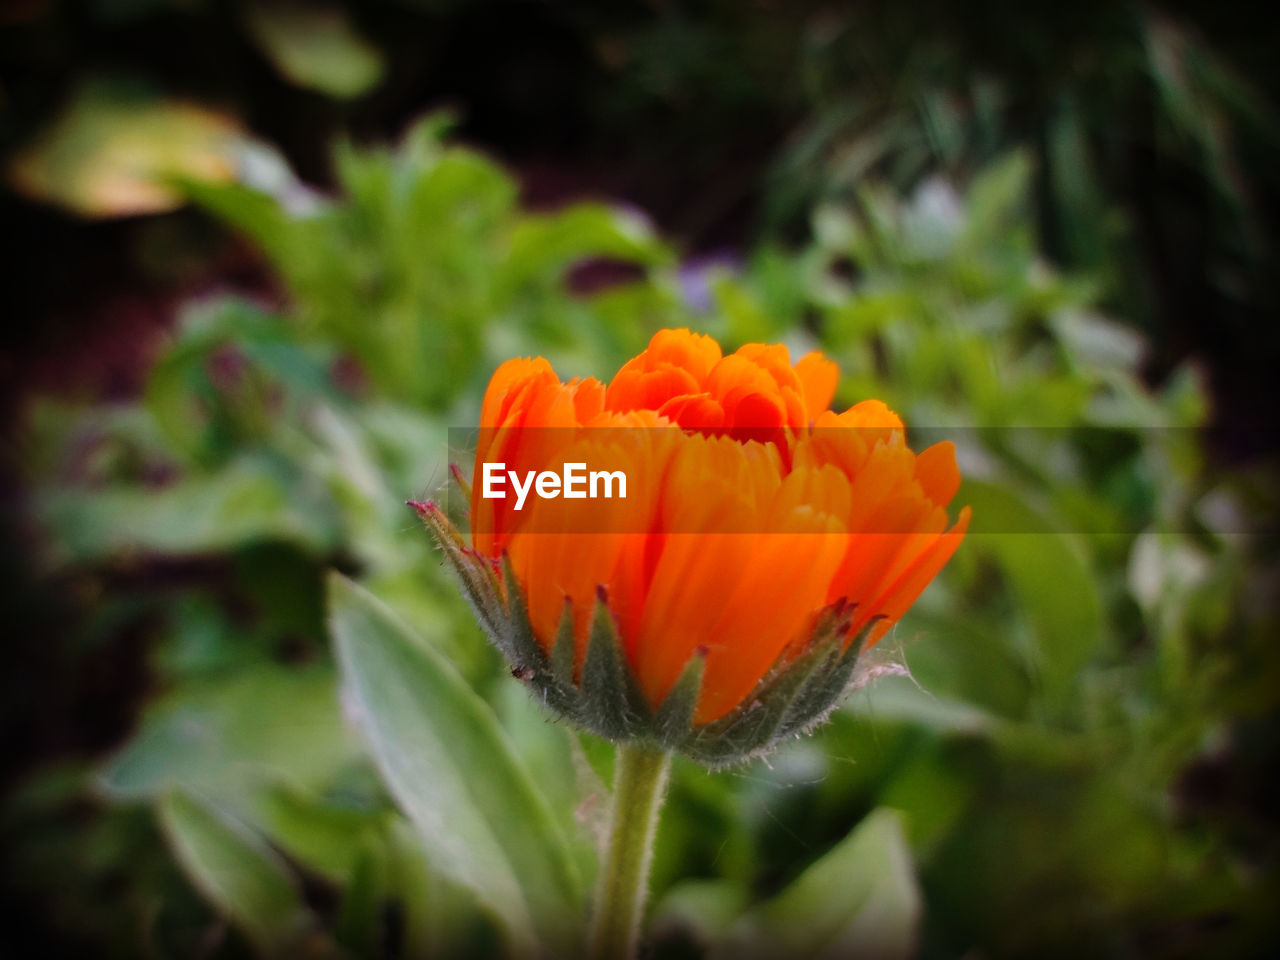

588,743,672,960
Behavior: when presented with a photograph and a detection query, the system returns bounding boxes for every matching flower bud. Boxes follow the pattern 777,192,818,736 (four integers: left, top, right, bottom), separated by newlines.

416,330,968,766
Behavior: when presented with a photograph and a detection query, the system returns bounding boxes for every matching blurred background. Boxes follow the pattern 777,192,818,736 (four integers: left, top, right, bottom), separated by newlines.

2,1,1279,957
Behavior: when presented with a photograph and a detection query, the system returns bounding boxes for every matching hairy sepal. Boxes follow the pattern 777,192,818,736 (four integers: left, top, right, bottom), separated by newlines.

416,502,868,768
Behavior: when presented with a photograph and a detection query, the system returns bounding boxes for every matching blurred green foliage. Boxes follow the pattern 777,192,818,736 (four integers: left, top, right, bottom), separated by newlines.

8,2,1276,393
5,2,1280,956
5,108,1276,959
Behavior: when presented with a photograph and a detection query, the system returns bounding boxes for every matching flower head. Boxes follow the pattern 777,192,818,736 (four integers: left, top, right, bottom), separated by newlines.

416,329,968,765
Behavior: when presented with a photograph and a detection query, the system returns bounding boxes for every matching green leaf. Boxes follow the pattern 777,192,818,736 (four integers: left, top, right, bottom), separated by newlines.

335,835,389,957
158,790,314,957
714,809,921,960
252,785,390,883
502,204,667,295
100,665,358,800
892,609,1035,720
1046,102,1112,271
652,879,749,951
185,179,306,268
960,478,1104,710
328,573,584,956
37,453,343,565
385,818,490,960
959,149,1032,248
8,81,247,218
142,297,342,465
243,2,385,100
846,670,1001,737
493,680,601,888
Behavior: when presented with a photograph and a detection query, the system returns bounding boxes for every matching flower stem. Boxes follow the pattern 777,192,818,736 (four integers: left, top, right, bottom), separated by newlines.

588,743,672,960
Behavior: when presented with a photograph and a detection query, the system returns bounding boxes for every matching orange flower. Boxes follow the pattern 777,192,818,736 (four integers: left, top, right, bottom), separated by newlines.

420,328,968,763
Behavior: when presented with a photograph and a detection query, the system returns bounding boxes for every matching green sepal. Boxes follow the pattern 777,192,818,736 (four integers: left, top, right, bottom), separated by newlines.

548,597,577,688
685,630,840,766
653,649,706,749
775,617,881,740
580,590,652,740
501,554,551,676
493,557,581,718
448,462,473,504
410,501,506,649
536,599,582,717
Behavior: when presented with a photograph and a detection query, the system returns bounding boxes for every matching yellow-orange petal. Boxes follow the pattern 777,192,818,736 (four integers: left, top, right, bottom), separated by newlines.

479,356,558,429
690,520,846,723
861,506,971,647
504,419,674,666
606,364,701,413
472,376,587,555
656,393,726,432
705,354,781,412
914,440,961,508
834,398,904,430
794,350,838,421
570,377,606,422
732,343,809,426
642,328,722,382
